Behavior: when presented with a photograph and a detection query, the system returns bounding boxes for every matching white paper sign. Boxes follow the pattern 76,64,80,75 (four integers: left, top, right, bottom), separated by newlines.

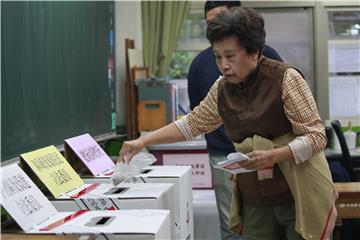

329,76,360,118
163,153,212,188
328,41,360,73
0,164,57,231
75,198,117,211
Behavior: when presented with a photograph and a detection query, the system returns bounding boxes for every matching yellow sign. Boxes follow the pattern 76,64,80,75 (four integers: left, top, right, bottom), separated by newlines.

20,145,84,198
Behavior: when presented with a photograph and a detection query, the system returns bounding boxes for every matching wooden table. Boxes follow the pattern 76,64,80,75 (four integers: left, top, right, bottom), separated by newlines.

334,182,360,240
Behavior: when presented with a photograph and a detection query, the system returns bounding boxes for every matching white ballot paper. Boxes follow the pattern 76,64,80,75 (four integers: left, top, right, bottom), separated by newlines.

214,152,256,174
111,152,157,186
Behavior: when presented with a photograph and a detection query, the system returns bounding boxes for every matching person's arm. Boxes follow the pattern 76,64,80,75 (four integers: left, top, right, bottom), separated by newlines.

239,68,326,170
119,79,223,163
282,68,326,163
119,123,185,163
177,78,223,140
240,146,294,170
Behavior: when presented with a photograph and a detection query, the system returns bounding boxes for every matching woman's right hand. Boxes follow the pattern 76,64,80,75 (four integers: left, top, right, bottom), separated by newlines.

118,138,146,164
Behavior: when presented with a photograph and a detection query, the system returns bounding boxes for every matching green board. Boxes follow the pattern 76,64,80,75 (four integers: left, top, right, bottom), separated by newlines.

1,2,115,161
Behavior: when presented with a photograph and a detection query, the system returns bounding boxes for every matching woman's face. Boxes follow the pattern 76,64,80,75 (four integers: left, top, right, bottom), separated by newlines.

213,35,258,84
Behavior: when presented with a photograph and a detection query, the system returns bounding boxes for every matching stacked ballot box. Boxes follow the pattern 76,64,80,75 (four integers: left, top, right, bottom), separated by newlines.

126,165,194,240
1,164,171,240
51,182,174,213
65,133,194,240
51,182,176,235
28,210,171,239
19,145,179,239
83,165,194,240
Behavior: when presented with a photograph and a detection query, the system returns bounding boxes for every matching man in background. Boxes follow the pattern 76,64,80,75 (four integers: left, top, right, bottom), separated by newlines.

187,1,283,239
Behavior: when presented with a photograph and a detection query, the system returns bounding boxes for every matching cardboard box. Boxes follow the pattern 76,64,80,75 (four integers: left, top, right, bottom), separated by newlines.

52,182,176,238
19,145,177,239
83,165,194,240
1,164,171,240
52,182,175,212
127,165,194,240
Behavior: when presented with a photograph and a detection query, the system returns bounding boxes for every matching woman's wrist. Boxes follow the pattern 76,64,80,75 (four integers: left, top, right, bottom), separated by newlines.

138,136,148,149
271,146,293,163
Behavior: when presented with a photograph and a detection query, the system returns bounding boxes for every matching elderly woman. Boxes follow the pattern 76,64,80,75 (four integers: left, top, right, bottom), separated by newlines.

119,7,337,240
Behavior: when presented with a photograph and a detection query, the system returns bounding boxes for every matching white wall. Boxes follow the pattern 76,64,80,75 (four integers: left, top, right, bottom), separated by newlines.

115,1,143,127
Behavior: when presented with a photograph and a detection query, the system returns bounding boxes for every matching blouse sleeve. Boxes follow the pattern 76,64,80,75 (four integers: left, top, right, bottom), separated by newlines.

282,68,327,164
175,78,223,140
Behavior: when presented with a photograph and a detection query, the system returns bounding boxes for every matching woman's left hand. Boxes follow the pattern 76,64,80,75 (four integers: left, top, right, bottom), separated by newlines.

241,150,277,170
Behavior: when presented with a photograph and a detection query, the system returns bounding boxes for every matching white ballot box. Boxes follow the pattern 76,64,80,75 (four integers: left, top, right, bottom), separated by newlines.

52,182,174,212
1,164,171,240
127,165,194,240
19,145,178,239
52,182,176,239
84,165,194,240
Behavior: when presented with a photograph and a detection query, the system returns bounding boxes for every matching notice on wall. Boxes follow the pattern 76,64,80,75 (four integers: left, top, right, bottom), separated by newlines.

0,164,57,231
20,145,84,198
329,76,360,118
328,41,360,73
65,133,115,176
163,153,212,188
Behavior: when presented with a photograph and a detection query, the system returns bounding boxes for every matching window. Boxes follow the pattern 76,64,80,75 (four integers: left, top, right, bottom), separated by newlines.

327,9,360,121
257,7,315,92
169,4,315,90
169,51,199,79
328,10,360,38
169,2,208,79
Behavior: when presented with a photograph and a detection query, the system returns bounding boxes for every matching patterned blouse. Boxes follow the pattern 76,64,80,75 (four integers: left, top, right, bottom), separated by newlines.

175,68,326,164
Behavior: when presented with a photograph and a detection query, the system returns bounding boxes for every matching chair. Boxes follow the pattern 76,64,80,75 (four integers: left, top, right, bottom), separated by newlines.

331,120,360,181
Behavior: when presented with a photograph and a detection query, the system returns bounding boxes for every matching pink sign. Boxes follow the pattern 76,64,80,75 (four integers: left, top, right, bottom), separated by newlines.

65,133,115,176
162,153,212,189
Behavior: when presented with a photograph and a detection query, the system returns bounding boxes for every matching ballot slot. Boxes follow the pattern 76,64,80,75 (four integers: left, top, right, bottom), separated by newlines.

141,169,153,174
85,216,115,227
96,216,113,225
103,187,129,195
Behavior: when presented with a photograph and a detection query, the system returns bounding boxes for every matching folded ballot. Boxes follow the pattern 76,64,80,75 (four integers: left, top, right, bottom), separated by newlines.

214,152,256,174
111,152,157,186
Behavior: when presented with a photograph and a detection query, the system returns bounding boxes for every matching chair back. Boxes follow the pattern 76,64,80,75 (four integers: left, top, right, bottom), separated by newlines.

331,120,355,180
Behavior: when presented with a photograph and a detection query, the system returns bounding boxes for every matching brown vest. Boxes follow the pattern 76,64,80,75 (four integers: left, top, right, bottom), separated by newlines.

218,56,293,143
218,57,295,206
